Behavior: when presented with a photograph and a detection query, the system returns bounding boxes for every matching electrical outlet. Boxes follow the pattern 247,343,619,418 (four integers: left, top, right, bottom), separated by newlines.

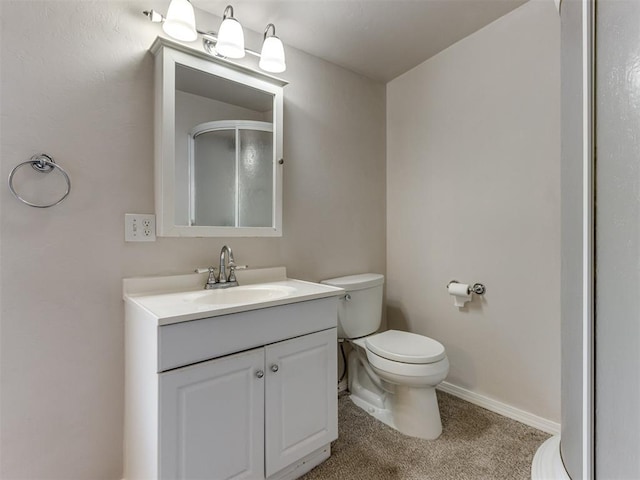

125,214,156,242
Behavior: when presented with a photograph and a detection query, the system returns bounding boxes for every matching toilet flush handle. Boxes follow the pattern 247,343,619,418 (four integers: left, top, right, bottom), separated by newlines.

341,293,352,301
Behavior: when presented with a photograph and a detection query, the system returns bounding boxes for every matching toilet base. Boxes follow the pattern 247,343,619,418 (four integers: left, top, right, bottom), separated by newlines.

348,348,444,440
390,385,442,439
349,393,396,430
348,348,396,428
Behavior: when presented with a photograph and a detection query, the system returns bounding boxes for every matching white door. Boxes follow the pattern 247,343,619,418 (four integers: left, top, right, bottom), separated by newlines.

160,348,265,480
264,328,337,477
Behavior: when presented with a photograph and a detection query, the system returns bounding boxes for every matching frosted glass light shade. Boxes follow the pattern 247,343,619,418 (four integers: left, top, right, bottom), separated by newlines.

216,18,245,58
259,36,286,73
162,0,197,42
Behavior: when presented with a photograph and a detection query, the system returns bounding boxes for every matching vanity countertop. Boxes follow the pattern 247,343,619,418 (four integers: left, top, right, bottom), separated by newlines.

123,267,344,326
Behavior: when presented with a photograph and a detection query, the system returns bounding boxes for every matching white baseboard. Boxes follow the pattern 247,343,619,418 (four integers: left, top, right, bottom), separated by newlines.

437,381,560,435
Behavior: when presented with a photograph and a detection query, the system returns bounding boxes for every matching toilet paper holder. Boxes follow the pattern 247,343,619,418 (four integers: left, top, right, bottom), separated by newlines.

447,280,486,295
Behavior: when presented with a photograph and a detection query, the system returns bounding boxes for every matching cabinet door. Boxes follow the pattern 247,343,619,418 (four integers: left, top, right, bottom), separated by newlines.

265,328,337,477
159,348,265,480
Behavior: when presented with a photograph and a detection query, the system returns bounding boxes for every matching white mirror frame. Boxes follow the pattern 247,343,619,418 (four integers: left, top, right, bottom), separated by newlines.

151,37,286,237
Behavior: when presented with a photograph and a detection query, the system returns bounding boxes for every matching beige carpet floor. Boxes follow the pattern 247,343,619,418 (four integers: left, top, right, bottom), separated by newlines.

300,391,550,480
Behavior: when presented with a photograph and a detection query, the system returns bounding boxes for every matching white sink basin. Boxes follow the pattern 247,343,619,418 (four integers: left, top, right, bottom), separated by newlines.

183,284,297,306
123,267,345,325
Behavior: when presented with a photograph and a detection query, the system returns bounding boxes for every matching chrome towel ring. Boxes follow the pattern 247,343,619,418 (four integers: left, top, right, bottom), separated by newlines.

8,154,71,208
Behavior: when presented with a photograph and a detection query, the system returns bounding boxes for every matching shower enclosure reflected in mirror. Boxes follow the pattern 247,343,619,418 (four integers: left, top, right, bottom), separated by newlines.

187,120,273,227
152,37,286,237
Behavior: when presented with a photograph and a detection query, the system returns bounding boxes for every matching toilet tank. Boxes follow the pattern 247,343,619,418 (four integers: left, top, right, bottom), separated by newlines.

321,273,384,339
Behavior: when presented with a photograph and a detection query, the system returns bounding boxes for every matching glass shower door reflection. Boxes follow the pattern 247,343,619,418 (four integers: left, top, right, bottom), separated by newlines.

192,129,236,226
238,129,273,227
189,121,274,228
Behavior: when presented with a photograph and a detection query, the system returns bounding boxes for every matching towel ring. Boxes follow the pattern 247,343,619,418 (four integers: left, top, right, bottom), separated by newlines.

8,154,71,208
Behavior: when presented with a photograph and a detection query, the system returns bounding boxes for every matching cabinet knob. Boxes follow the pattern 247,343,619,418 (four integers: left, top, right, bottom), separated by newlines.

256,370,264,378
271,364,279,373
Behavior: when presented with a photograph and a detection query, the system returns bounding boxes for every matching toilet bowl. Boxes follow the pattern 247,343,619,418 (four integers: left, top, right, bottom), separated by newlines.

321,274,449,440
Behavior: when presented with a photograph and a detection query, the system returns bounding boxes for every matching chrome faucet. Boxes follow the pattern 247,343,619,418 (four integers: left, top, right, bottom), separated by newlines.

195,245,247,289
218,245,237,287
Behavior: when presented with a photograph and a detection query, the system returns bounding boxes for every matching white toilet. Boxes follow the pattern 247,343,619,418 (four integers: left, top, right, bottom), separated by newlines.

322,273,449,440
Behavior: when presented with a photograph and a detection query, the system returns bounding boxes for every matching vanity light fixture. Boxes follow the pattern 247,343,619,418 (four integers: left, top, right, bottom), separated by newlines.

215,5,245,58
259,24,286,73
162,0,198,42
143,3,287,73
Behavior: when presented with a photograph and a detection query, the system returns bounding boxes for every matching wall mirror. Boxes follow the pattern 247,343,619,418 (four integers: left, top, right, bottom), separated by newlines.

151,37,286,237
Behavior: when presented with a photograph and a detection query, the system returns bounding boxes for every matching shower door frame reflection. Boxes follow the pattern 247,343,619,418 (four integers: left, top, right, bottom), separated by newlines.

188,120,274,228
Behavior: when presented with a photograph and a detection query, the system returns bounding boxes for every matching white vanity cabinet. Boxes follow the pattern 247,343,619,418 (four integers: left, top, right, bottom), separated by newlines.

124,274,342,480
159,329,337,480
159,348,265,480
264,329,337,477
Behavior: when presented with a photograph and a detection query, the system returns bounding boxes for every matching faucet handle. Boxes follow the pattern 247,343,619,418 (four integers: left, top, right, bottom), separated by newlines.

227,264,248,283
196,266,218,288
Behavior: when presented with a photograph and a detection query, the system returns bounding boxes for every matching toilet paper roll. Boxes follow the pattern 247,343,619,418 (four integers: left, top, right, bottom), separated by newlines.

448,283,469,296
448,283,471,308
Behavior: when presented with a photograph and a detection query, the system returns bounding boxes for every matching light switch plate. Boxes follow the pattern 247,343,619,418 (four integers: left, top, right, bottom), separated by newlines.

125,214,156,242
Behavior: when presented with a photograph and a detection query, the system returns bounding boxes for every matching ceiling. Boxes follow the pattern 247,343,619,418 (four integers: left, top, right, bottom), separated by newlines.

191,0,529,83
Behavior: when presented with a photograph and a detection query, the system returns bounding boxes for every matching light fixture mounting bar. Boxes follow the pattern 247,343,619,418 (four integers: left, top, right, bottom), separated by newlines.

200,31,261,58
143,9,164,23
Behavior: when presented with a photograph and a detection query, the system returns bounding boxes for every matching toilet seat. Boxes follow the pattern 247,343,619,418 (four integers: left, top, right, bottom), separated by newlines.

366,348,449,380
365,330,446,364
350,330,449,381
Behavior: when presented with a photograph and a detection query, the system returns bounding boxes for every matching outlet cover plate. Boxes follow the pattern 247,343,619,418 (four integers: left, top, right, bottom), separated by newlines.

125,214,156,242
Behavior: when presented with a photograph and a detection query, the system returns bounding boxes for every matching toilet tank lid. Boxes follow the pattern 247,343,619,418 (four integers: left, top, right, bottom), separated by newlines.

321,273,384,291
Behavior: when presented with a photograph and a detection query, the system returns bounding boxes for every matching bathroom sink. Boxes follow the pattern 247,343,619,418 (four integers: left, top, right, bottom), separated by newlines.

122,267,345,325
183,284,297,306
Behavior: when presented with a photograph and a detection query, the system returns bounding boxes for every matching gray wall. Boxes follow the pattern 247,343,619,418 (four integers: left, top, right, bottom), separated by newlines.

386,0,561,424
0,1,386,478
595,0,640,477
559,0,587,477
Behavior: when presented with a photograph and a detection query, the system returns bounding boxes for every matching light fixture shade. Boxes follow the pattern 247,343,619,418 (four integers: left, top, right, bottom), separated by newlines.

162,0,197,42
216,17,245,58
259,36,286,73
